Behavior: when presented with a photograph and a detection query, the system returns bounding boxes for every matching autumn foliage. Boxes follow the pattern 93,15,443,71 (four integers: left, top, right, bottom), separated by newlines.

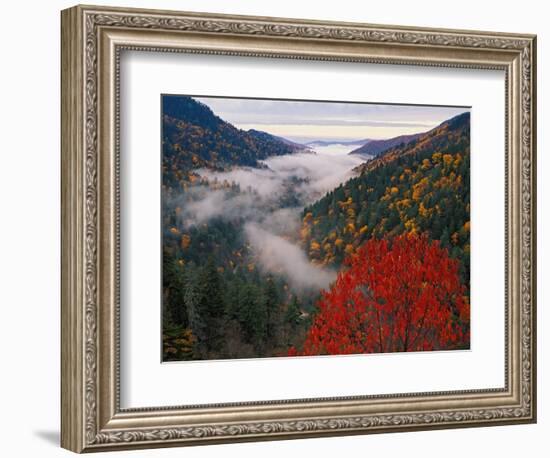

289,233,469,356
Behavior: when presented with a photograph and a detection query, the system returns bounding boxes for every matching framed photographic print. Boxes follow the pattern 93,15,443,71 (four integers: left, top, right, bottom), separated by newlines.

61,4,537,453
160,94,472,362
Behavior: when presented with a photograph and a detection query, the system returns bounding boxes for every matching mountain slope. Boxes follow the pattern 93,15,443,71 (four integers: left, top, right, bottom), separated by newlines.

162,96,307,187
246,129,311,153
354,112,470,174
349,132,424,157
300,111,470,284
307,139,371,147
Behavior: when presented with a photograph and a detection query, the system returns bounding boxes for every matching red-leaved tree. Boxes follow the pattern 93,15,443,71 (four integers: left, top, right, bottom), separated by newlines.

289,233,469,356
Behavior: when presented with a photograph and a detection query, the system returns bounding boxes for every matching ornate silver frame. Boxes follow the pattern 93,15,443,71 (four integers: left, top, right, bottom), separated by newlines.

61,4,537,453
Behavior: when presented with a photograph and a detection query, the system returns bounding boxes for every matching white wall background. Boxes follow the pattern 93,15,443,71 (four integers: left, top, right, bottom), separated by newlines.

0,0,546,456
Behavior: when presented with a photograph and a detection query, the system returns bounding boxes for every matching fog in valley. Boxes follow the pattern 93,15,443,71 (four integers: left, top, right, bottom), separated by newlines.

174,144,368,291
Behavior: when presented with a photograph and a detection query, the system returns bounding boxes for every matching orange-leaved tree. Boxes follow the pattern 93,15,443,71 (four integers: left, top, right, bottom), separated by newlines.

289,233,469,356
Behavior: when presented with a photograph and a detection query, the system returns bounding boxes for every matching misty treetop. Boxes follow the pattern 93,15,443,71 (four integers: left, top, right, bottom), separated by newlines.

161,95,471,361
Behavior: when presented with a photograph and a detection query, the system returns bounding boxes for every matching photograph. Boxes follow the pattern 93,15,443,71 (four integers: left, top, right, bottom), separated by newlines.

161,95,471,361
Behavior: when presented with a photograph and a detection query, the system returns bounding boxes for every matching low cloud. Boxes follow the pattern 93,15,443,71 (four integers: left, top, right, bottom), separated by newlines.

264,146,364,200
245,222,336,291
173,187,260,227
172,144,364,291
195,145,366,211
262,208,301,237
197,166,282,199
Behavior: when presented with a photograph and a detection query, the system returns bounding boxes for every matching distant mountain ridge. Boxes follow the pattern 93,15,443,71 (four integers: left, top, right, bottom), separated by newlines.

354,112,470,175
349,132,425,158
162,96,308,176
306,139,371,147
247,129,312,152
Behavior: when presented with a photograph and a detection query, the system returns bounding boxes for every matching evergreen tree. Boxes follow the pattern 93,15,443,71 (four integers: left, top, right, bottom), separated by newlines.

162,252,187,327
183,263,202,356
264,277,280,342
238,283,267,352
440,227,451,249
285,295,302,327
193,258,225,356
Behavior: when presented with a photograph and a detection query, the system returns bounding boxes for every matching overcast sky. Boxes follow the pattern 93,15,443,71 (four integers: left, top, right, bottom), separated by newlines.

194,96,469,143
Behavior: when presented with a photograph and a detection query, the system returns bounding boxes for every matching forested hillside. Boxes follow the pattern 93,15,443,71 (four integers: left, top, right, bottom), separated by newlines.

355,112,470,174
162,178,316,361
299,112,470,285
162,95,308,190
349,131,423,157
162,96,315,361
